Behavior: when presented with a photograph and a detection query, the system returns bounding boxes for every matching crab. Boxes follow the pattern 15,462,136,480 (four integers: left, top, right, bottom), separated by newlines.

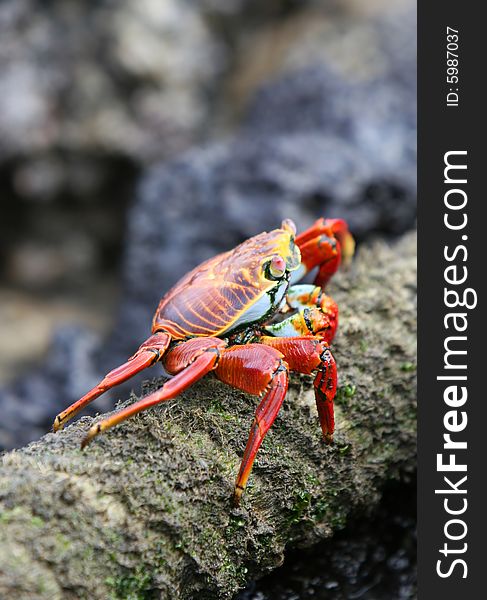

53,217,354,505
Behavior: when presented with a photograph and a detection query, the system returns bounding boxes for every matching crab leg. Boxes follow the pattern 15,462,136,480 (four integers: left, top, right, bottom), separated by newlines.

259,336,337,444
214,344,289,506
53,332,172,431
292,218,355,287
313,346,337,443
81,337,227,448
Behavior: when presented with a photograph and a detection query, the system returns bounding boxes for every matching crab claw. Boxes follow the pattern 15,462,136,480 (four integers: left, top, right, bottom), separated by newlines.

325,219,355,266
338,228,355,267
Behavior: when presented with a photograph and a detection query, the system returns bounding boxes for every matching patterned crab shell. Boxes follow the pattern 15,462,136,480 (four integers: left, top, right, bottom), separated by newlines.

152,221,301,340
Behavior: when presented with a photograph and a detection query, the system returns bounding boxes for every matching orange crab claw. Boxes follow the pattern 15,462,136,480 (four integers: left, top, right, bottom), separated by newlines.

295,218,355,287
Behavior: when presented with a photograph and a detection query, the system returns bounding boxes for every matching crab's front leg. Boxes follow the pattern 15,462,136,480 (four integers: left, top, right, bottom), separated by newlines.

259,335,337,444
214,344,289,506
292,218,355,288
265,284,339,343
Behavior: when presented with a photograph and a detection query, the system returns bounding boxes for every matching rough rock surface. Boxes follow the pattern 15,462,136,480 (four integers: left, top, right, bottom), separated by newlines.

237,481,416,599
0,232,416,599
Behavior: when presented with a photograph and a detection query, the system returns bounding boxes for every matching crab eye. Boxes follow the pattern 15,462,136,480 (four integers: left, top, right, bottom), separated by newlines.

281,218,296,236
264,255,286,280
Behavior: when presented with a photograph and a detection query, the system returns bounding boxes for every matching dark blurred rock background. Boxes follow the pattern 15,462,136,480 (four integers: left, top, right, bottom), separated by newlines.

0,0,416,597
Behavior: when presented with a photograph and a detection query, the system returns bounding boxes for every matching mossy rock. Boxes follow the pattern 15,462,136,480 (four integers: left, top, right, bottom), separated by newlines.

0,233,416,599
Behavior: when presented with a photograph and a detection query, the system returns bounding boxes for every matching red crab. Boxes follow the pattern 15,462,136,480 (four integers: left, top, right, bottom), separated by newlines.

53,218,354,505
